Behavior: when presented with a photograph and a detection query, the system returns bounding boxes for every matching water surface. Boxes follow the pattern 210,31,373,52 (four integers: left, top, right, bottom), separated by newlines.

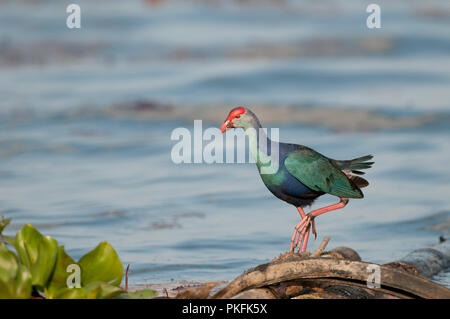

0,0,449,287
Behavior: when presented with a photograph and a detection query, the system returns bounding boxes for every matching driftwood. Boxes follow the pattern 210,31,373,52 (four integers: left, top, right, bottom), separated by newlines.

211,237,450,299
385,239,450,278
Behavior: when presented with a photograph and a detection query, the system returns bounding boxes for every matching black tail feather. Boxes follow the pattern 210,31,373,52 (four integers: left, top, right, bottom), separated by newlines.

333,155,374,173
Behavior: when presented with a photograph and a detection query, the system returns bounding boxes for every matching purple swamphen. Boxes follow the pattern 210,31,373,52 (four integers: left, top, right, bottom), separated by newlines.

220,107,374,253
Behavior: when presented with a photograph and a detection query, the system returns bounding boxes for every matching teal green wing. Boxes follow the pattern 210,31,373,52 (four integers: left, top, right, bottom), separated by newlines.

284,149,363,198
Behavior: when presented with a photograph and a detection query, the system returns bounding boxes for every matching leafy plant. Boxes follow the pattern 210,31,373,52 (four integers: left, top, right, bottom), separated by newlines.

0,215,157,299
78,242,123,287
15,224,59,289
0,242,32,298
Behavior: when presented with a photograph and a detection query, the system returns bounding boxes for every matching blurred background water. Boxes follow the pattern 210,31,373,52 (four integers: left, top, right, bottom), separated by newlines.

0,0,449,287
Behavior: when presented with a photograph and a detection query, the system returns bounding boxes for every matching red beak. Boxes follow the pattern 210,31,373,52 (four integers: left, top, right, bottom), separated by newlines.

220,120,232,133
220,107,245,133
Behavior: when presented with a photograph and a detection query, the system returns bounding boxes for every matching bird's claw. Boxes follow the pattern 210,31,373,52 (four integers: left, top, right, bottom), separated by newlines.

311,218,317,239
290,214,317,253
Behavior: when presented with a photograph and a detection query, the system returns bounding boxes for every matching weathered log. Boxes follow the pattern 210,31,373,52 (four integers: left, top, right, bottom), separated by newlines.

384,240,450,278
212,257,450,299
231,288,277,299
212,238,450,299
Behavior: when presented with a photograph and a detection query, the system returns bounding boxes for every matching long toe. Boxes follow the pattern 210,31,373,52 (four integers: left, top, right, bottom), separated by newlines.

290,221,303,251
299,225,311,253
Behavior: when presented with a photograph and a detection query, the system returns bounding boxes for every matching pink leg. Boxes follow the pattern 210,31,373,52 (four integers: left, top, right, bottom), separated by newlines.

291,198,349,253
297,206,306,219
308,198,349,218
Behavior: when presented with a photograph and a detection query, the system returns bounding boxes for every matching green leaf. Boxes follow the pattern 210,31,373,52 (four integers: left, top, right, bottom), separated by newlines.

78,241,123,287
55,287,87,299
45,246,77,298
117,289,158,299
83,282,124,299
0,242,18,283
0,242,32,298
13,265,33,298
15,224,58,288
52,282,124,299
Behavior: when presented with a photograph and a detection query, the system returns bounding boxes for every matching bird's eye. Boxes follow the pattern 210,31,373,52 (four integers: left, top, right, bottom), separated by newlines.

235,115,240,119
